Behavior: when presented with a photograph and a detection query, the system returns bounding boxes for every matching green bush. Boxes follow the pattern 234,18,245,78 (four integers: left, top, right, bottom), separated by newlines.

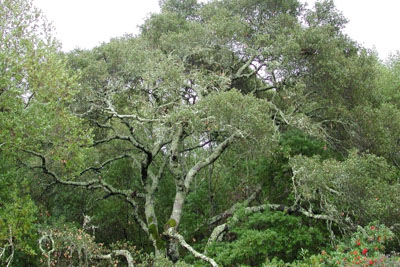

207,208,328,266
281,223,400,267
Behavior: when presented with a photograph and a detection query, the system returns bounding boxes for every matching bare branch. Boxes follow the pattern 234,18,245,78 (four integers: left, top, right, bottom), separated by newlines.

297,207,336,221
2,227,14,267
72,104,95,117
166,229,218,267
23,150,149,233
324,185,341,195
88,117,114,129
148,160,167,195
207,223,229,247
180,140,213,153
92,135,131,146
152,136,172,158
206,187,261,246
156,98,180,112
254,85,277,93
234,55,256,79
245,203,335,221
105,99,162,123
23,91,35,109
80,154,130,176
92,250,134,267
208,185,261,226
93,133,150,155
169,124,185,179
169,132,240,240
184,133,238,190
38,232,55,267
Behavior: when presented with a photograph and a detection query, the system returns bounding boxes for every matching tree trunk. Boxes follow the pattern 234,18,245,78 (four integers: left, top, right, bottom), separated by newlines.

167,188,186,261
145,193,164,257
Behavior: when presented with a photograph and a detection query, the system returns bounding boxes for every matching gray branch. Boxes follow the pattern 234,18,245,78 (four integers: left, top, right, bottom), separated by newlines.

92,134,150,155
106,99,162,123
80,154,130,176
234,55,256,79
207,185,261,226
92,250,134,267
184,133,238,190
23,150,149,233
92,135,131,146
166,229,218,267
169,124,185,179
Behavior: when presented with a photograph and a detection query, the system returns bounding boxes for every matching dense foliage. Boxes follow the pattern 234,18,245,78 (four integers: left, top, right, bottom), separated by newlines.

1,0,400,266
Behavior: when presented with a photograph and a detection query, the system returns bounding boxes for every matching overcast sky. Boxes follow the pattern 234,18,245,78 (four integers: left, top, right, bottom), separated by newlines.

33,0,399,60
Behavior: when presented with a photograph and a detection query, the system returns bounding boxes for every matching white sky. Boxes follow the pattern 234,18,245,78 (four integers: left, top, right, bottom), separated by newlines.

33,0,161,51
33,0,400,60
306,0,400,60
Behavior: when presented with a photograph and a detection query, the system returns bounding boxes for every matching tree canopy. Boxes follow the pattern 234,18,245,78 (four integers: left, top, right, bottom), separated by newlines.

1,0,400,266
